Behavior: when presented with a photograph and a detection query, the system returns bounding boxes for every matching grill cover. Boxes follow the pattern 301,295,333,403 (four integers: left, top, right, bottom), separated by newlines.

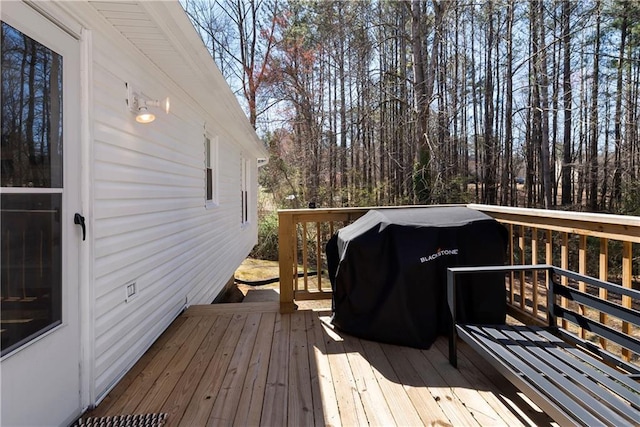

326,207,508,349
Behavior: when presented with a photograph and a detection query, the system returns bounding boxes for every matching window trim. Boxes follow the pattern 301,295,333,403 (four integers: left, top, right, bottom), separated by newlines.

205,134,219,208
240,155,250,226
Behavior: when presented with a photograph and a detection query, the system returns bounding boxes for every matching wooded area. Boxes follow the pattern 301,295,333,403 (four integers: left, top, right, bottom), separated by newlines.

184,0,640,215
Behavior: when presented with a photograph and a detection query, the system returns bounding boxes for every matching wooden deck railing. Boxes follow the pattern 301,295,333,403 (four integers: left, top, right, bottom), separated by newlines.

277,206,371,313
278,204,639,363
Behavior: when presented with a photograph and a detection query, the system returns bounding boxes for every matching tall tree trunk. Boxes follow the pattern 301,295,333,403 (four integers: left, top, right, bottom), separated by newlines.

436,28,448,202
482,0,497,205
601,95,610,210
470,6,480,201
339,24,348,203
527,4,538,207
377,2,387,204
502,0,514,206
628,42,639,184
25,38,37,184
550,4,561,206
452,1,460,187
611,3,628,210
537,0,553,208
588,0,601,211
327,47,336,207
410,0,430,203
398,6,409,201
577,55,587,206
561,0,573,206
410,0,446,203
49,49,62,188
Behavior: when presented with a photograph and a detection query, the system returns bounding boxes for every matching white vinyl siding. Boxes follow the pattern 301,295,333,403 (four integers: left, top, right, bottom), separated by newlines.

16,1,267,410
89,32,256,399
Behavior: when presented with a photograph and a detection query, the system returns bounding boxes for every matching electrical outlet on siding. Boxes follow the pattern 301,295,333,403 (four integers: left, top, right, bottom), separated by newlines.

125,281,137,303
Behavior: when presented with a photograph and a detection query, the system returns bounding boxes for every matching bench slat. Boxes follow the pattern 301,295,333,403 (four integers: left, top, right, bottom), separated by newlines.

476,325,631,426
503,327,639,422
458,324,603,426
535,328,640,402
448,264,640,427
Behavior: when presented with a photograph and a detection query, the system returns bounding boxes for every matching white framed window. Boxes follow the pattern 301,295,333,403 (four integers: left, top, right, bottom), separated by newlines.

205,134,218,207
240,155,250,225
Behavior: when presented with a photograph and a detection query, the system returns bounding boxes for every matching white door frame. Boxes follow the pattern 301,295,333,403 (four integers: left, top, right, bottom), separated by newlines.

78,24,96,411
0,2,90,425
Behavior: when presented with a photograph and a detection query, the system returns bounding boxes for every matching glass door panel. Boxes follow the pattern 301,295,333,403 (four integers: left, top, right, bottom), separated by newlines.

1,194,62,355
1,21,64,357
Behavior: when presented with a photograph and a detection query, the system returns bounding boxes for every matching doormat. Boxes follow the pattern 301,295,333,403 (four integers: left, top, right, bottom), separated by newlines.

72,413,167,427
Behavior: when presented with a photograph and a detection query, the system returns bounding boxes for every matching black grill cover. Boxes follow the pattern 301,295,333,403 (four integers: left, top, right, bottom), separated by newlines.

326,207,508,349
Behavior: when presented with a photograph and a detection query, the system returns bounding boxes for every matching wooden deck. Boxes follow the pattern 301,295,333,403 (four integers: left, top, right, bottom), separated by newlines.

85,301,554,426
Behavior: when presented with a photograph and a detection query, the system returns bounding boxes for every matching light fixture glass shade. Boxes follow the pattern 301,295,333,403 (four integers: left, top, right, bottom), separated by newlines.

136,106,156,124
127,83,167,124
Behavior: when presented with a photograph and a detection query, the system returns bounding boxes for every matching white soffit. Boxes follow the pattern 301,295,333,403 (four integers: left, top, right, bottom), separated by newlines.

87,1,267,158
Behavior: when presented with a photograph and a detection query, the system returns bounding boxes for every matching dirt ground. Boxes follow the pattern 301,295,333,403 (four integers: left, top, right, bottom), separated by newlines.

233,258,332,310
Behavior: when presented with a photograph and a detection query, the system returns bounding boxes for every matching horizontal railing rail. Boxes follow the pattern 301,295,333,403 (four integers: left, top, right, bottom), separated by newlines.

278,204,639,363
277,205,451,311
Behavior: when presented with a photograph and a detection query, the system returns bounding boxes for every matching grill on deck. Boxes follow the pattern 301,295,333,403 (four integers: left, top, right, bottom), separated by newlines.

327,206,509,349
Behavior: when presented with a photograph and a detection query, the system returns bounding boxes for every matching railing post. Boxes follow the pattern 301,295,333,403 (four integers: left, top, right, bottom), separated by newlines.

278,211,297,313
599,238,609,350
621,241,632,361
578,235,588,339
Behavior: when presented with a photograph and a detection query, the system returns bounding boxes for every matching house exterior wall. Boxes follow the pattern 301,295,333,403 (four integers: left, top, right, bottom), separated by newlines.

46,1,262,403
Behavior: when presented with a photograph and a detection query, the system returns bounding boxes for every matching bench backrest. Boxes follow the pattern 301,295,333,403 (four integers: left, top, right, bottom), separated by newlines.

447,264,640,374
548,267,640,375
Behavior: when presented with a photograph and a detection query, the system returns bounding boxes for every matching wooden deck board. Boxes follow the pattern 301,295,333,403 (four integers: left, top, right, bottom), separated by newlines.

89,315,187,417
108,316,201,416
288,311,315,426
233,312,276,426
380,343,457,425
305,311,341,427
84,303,555,426
322,318,369,426
208,312,262,425
136,315,216,414
432,338,537,426
444,335,553,427
359,339,436,426
423,338,507,426
342,335,396,426
177,313,246,426
260,311,290,426
161,313,232,423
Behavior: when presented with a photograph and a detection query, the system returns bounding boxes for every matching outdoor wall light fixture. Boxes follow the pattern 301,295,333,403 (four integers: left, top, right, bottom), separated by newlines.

126,82,170,124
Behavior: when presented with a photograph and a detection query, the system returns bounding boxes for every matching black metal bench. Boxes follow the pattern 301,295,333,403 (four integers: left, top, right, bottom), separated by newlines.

447,264,640,426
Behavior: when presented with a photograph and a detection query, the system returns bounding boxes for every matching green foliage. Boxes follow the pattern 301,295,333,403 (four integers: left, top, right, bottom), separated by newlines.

348,185,383,207
258,130,303,209
622,180,640,215
250,210,280,261
607,0,640,46
431,176,470,205
413,149,431,204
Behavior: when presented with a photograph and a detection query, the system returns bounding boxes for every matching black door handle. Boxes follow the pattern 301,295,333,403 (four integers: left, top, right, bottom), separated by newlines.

74,213,86,241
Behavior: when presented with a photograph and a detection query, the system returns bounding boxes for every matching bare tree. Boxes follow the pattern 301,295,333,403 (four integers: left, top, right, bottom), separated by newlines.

184,0,279,128
187,0,640,214
561,0,573,206
588,0,602,211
